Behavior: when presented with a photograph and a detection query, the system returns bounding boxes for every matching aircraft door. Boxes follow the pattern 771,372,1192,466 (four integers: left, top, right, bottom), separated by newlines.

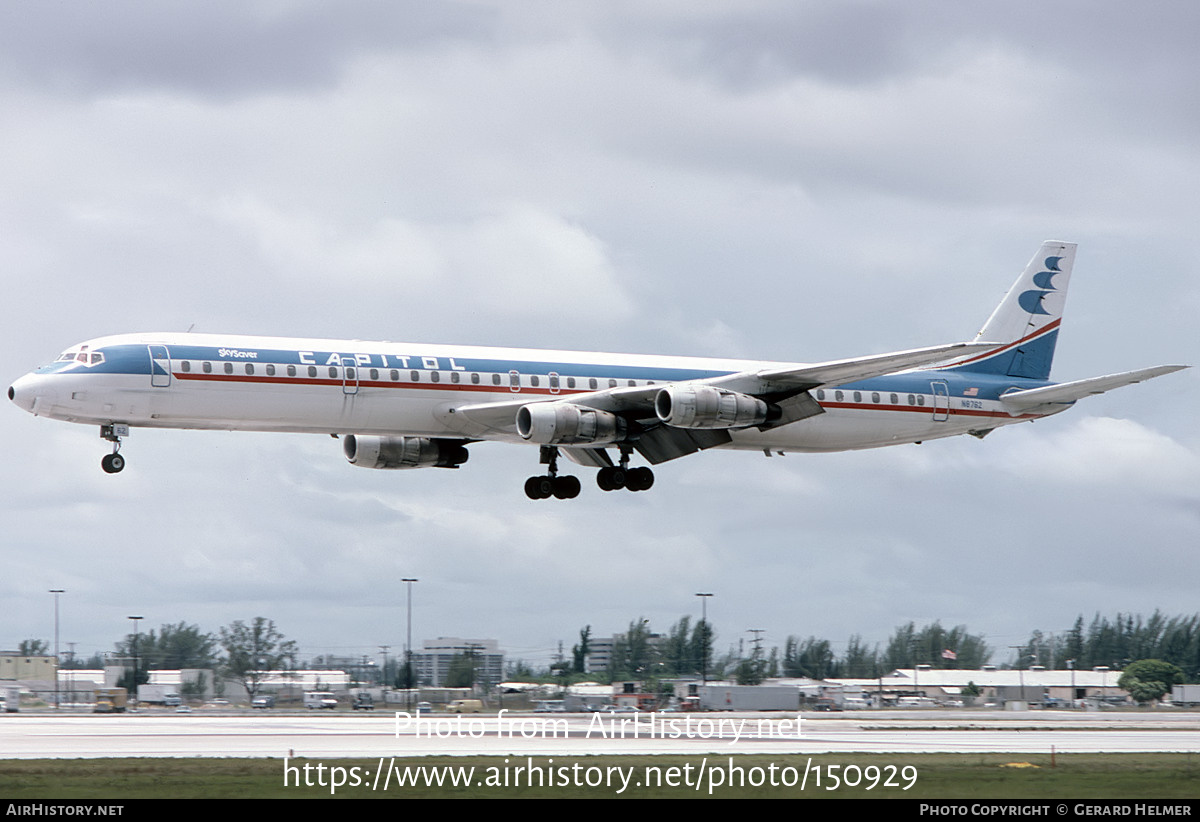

342,357,359,395
148,345,171,387
931,380,949,421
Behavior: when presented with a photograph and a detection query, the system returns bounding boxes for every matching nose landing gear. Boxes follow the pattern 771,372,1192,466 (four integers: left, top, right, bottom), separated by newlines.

100,424,128,474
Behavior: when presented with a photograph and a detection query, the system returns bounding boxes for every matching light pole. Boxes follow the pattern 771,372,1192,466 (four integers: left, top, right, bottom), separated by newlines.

128,616,143,706
1067,659,1076,708
49,589,64,709
402,578,418,711
695,593,713,684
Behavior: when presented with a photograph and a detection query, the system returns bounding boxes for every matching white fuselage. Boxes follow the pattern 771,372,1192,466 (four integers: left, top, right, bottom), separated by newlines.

10,332,1055,455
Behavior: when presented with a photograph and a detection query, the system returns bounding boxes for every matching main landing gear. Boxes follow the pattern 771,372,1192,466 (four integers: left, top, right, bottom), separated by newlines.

525,446,656,499
100,424,128,474
524,446,581,500
596,445,654,493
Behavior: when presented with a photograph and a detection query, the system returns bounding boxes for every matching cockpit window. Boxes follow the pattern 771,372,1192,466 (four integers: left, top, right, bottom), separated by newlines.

63,347,104,366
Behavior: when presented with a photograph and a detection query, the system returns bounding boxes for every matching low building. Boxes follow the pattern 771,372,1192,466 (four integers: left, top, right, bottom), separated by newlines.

0,653,56,681
829,666,1127,705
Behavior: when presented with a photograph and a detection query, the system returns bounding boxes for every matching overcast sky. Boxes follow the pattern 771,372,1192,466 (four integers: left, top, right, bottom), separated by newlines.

3,1,1198,671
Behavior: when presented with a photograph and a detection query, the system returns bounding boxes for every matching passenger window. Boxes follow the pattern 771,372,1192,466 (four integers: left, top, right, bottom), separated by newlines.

203,362,212,373
390,370,399,381
430,371,440,383
628,380,636,387
530,375,540,387
266,364,275,376
245,364,254,375
451,371,460,384
549,374,559,390
369,368,378,380
308,366,317,378
589,378,598,390
608,379,617,389
224,363,233,374
835,390,844,401
890,393,898,404
181,361,191,373
492,374,501,386
908,394,915,405
567,377,576,389
917,395,925,406
871,392,880,403
329,366,338,378
471,373,480,384
853,391,861,402
287,365,296,377
411,370,420,382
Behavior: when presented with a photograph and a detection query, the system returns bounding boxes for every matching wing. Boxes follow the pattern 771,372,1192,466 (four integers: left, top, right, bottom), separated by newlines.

442,341,997,459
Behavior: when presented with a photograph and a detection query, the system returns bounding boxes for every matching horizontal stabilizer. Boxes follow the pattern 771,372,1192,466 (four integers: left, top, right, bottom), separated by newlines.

1000,365,1188,410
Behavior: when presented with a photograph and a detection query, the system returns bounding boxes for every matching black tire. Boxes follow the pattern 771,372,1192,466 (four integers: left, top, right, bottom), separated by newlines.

101,453,125,474
535,475,555,499
596,467,614,491
524,476,542,499
628,466,654,491
553,475,581,499
608,467,626,490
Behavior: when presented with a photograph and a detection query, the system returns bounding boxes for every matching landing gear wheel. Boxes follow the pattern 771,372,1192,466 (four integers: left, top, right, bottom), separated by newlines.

552,475,581,499
101,453,125,474
597,466,627,491
525,475,558,500
627,466,654,491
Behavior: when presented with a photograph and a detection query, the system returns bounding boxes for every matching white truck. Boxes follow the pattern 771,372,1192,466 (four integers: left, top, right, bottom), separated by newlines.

304,691,338,710
137,684,182,706
1,687,19,713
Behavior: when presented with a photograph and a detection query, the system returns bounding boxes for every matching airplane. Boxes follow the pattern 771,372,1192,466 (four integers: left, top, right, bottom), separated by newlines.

8,241,1186,499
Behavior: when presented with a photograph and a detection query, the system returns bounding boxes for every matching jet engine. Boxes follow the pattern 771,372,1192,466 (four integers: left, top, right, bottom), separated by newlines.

343,435,468,469
654,385,774,429
516,402,627,445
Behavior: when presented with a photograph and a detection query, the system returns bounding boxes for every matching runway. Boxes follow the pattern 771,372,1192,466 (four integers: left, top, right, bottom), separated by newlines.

3,709,1199,759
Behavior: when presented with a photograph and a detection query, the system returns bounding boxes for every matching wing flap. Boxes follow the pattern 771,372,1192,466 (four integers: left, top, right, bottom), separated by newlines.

634,426,732,465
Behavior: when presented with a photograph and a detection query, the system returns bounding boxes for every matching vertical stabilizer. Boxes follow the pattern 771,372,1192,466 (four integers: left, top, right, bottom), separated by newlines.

950,241,1076,380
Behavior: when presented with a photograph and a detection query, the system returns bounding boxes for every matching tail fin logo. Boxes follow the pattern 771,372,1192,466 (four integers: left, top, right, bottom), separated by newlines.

1018,256,1065,315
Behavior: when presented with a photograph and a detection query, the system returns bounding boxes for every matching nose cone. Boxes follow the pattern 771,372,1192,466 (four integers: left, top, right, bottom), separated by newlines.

9,373,49,415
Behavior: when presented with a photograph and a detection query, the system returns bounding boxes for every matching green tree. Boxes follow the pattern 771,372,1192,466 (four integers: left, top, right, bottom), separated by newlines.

663,617,694,675
17,639,49,656
445,652,477,688
218,618,297,700
691,619,714,679
571,626,591,674
1117,659,1184,704
784,636,834,679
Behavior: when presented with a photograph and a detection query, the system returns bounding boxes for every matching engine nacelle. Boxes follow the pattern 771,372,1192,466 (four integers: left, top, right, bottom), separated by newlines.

516,402,627,445
655,385,773,429
343,435,469,469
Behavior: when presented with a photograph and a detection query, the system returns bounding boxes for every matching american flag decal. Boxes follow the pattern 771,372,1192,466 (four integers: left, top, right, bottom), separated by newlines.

963,387,979,397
